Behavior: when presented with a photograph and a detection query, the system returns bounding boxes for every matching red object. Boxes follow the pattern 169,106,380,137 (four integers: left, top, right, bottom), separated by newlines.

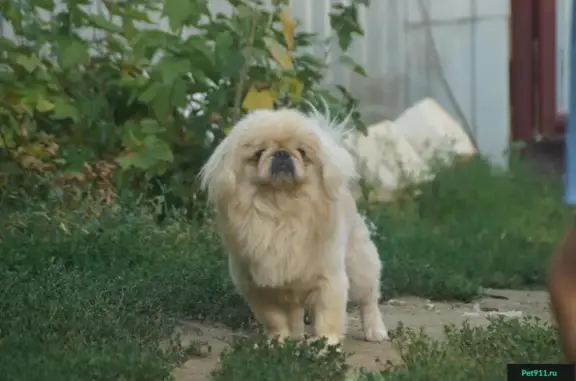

510,0,559,141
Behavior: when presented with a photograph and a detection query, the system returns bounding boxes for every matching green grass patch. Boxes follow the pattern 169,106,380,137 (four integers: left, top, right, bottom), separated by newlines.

0,156,569,379
368,156,570,301
0,202,252,381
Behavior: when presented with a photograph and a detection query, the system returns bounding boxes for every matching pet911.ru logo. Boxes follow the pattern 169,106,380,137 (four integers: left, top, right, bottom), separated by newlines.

521,369,558,377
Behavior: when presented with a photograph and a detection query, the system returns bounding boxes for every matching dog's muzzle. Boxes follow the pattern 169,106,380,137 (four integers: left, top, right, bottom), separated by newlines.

270,150,295,177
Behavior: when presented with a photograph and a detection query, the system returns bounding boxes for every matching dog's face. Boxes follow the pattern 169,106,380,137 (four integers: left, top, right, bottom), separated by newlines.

237,122,321,189
200,108,357,202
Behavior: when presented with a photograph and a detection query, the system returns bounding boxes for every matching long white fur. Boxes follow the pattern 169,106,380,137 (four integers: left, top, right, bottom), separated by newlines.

199,107,389,345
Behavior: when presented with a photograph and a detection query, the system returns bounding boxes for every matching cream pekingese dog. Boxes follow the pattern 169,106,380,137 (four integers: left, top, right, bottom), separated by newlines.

199,108,388,345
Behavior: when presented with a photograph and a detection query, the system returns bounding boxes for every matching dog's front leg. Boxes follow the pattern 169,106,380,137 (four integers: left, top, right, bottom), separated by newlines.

245,290,291,341
313,276,348,346
287,306,305,339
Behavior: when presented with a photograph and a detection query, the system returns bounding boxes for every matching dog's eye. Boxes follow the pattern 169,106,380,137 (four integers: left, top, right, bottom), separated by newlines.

253,149,265,161
297,148,306,158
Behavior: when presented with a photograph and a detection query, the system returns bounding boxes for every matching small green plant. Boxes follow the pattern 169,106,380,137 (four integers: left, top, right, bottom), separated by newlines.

212,336,349,381
362,317,562,381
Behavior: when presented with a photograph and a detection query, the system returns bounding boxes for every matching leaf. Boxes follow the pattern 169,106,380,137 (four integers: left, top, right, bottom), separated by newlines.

0,37,17,51
130,30,168,59
186,36,215,65
51,98,80,122
170,78,188,109
263,37,293,70
36,98,55,112
0,126,15,148
340,54,368,77
61,147,95,172
144,135,174,162
34,0,56,12
85,13,122,33
116,152,153,170
124,7,153,22
330,4,364,51
243,87,275,110
214,31,243,76
59,39,89,69
118,134,174,170
139,82,163,103
140,119,165,134
15,54,41,73
162,0,193,31
150,85,172,124
24,143,51,158
157,57,191,85
279,10,296,51
276,76,304,103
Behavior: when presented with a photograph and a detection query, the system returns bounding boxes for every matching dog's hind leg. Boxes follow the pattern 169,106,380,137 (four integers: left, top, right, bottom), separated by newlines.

346,215,389,342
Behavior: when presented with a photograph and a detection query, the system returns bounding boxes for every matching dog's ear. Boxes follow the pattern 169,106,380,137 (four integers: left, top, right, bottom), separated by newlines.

199,138,237,204
319,144,358,198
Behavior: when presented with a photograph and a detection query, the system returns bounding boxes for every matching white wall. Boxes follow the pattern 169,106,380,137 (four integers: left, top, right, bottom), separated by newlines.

289,0,511,165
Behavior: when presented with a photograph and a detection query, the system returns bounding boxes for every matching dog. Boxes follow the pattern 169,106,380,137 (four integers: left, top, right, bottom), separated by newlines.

548,224,576,362
199,108,389,345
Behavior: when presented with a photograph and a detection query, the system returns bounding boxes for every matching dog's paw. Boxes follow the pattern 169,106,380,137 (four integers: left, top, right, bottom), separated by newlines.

324,335,342,347
307,335,343,351
364,326,389,342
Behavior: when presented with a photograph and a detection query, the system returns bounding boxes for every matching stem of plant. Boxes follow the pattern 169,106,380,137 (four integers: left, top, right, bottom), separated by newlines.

232,9,260,123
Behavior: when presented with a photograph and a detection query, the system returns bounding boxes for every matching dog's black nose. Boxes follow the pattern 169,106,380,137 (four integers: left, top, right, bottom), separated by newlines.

274,150,290,159
270,150,295,177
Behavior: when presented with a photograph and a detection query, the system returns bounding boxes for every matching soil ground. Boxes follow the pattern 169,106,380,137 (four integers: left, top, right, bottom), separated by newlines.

171,289,552,381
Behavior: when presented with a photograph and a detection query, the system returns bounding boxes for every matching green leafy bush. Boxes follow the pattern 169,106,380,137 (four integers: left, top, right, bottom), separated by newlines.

0,0,368,213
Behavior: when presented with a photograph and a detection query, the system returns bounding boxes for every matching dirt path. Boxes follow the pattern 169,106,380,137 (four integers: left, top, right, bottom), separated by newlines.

172,289,552,381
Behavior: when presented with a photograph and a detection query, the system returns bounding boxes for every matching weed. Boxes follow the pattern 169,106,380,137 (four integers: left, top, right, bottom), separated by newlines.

353,317,562,381
212,336,349,381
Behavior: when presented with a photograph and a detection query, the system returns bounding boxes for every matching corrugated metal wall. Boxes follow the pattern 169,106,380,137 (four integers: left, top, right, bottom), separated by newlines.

260,0,511,163
0,0,512,164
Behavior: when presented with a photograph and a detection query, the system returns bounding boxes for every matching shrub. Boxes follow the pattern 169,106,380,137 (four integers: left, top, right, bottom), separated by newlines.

0,0,368,213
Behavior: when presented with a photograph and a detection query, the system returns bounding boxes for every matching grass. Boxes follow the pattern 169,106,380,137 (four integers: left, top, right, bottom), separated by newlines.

0,156,570,380
214,317,562,381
